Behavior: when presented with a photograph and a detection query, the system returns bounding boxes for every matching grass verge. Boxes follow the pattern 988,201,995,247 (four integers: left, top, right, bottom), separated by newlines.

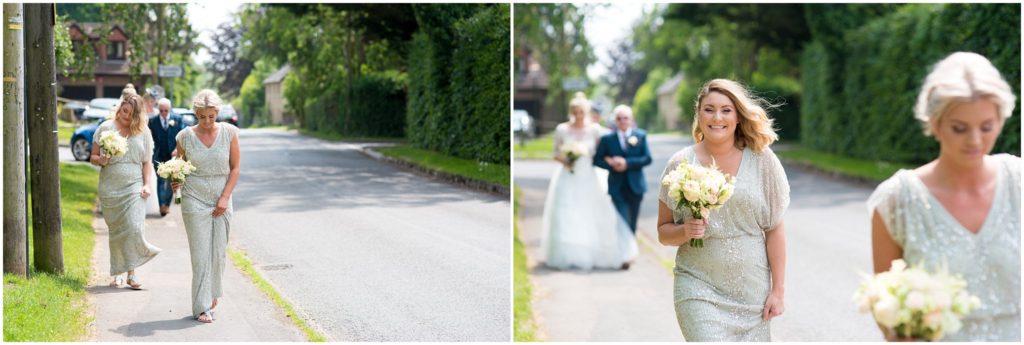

775,146,914,183
513,186,538,341
4,162,99,341
58,119,76,144
514,134,554,160
228,248,328,342
298,128,403,143
376,145,510,187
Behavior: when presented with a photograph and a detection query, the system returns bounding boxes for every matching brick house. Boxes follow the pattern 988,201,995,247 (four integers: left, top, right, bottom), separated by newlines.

58,22,152,101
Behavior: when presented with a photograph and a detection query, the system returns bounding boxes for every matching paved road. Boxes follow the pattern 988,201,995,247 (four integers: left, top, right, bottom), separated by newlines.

515,133,884,341
230,128,510,341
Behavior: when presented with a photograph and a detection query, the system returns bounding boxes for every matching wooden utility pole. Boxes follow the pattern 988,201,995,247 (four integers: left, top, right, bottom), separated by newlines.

3,3,28,277
24,3,63,274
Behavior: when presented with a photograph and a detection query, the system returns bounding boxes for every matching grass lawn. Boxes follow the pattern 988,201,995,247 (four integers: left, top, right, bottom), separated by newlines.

513,187,538,341
4,162,99,341
228,249,327,342
376,145,510,187
776,146,915,183
57,120,77,144
298,128,404,143
514,134,554,160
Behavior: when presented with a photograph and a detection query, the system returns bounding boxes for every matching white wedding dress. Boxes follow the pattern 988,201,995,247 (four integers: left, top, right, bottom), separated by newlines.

540,122,638,270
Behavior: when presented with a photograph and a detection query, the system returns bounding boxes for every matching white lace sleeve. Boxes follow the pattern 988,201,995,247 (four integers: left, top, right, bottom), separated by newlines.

142,129,154,163
757,148,791,232
552,123,567,157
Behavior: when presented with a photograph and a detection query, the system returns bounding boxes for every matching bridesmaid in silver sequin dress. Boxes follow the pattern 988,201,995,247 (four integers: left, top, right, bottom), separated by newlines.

657,79,790,341
90,93,162,289
869,52,1020,341
172,90,241,323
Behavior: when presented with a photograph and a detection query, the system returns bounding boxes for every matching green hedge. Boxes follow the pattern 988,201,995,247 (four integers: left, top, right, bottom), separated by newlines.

407,4,510,164
302,72,407,138
800,4,1020,163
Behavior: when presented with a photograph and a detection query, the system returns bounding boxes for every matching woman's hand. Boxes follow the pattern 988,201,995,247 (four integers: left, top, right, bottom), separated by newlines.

140,185,151,199
92,154,110,167
171,181,181,191
683,218,707,241
212,195,229,217
762,289,785,320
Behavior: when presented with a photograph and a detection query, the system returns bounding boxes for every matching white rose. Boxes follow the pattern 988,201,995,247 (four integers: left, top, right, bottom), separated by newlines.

905,291,927,311
890,259,907,273
873,294,901,328
930,290,952,310
682,180,701,202
705,192,718,205
923,310,943,328
628,135,639,146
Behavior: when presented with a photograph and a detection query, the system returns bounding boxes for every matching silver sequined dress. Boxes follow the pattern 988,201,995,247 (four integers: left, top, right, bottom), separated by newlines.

95,121,162,275
177,123,237,317
658,146,790,341
867,154,1021,341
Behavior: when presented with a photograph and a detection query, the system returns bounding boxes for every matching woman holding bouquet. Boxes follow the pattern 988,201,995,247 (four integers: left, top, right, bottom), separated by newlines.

172,89,241,323
656,79,789,341
868,52,1020,341
540,97,637,270
91,93,162,289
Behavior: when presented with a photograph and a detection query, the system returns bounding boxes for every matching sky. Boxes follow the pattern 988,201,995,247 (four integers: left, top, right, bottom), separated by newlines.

187,1,242,65
580,3,652,80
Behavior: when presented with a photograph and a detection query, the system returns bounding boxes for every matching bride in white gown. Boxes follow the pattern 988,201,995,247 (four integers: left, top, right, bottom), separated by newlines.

540,98,638,270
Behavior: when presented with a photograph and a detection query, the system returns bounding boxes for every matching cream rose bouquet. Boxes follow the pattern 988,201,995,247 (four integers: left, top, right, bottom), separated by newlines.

560,141,589,174
156,157,197,204
661,161,735,248
97,130,128,157
853,259,981,341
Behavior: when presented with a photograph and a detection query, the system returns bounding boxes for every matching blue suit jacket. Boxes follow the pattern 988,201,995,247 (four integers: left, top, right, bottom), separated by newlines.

148,113,185,163
593,128,653,196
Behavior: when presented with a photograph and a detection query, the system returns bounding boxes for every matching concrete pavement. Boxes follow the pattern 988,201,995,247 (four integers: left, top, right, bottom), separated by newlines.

88,202,306,341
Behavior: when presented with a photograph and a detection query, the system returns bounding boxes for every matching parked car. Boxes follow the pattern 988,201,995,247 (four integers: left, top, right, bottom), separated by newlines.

82,97,119,120
69,98,122,161
172,108,197,127
217,104,239,126
63,102,87,121
513,109,535,146
69,117,102,161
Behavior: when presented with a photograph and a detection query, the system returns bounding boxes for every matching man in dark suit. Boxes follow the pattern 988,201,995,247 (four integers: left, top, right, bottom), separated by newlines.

593,105,653,235
149,98,185,216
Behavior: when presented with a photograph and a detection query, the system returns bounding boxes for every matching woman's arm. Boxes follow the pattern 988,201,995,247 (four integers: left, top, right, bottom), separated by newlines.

141,160,154,198
763,221,786,320
213,133,241,217
657,202,704,246
871,210,902,274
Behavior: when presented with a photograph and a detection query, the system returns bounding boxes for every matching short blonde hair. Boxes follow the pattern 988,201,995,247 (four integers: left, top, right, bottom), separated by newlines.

914,52,1016,136
613,104,633,118
191,89,223,113
691,79,779,152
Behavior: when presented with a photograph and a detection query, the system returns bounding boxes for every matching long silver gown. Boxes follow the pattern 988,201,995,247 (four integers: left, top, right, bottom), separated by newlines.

177,123,238,317
658,146,790,341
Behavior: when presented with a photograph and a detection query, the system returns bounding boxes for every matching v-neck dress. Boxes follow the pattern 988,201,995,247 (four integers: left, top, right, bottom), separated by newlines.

176,123,238,317
658,145,791,341
867,153,1021,341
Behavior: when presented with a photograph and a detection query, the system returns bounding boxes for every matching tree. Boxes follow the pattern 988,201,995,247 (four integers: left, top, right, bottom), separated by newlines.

206,18,252,98
514,4,595,117
100,4,198,86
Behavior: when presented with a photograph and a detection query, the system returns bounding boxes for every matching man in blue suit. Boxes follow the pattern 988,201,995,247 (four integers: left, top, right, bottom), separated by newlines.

594,104,653,235
148,98,185,216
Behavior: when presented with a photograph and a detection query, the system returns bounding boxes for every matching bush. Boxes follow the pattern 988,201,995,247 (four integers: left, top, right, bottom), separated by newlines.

800,4,1020,163
407,4,510,164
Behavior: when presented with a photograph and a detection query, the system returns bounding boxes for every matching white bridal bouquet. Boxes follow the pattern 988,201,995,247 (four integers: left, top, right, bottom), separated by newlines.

661,161,735,248
97,130,128,157
560,141,589,174
853,259,981,341
156,157,197,204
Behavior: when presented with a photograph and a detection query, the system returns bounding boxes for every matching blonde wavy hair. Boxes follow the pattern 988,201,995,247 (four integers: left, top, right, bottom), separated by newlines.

914,52,1016,137
691,79,779,152
118,94,147,136
191,89,223,113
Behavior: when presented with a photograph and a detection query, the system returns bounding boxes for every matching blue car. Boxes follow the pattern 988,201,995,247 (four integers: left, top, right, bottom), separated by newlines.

70,108,196,161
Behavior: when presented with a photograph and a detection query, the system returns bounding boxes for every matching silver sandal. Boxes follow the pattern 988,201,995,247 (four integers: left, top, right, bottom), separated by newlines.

126,274,143,290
